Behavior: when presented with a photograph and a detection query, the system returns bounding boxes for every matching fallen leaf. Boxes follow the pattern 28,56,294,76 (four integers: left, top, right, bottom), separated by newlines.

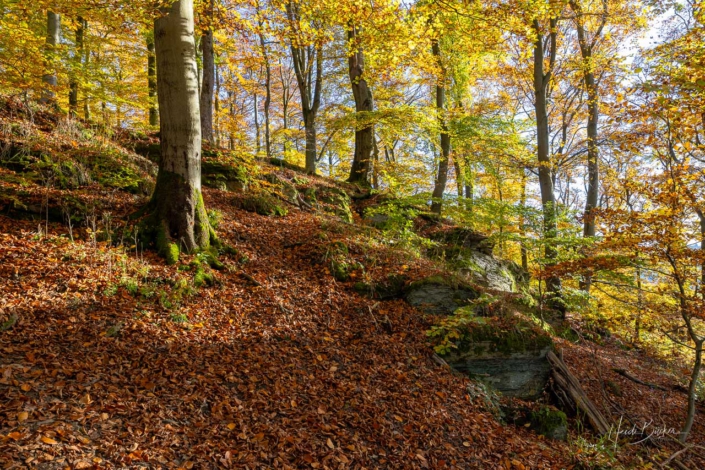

41,436,58,445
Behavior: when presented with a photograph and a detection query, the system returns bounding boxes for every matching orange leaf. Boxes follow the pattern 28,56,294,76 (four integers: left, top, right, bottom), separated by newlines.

41,436,58,445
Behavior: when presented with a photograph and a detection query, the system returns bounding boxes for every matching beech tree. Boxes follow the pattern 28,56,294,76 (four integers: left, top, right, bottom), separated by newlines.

347,23,374,185
141,0,215,263
200,0,215,143
40,11,61,105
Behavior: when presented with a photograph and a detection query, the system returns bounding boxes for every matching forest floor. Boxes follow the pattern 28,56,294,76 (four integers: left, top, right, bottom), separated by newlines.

0,105,703,469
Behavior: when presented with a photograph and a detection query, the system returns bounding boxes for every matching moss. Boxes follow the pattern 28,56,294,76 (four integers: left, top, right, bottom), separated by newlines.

331,260,350,282
530,407,567,440
155,223,180,265
318,187,353,223
193,266,215,288
459,319,553,356
239,190,288,217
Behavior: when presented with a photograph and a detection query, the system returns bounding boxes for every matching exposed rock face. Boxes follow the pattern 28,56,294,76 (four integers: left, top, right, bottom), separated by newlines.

404,276,478,316
457,251,528,292
446,346,552,400
432,227,495,255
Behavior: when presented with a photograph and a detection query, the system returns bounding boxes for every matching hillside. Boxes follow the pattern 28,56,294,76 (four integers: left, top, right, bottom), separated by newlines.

0,105,703,469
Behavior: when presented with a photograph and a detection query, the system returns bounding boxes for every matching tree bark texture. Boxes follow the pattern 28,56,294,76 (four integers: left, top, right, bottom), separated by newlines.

347,25,374,186
144,0,213,263
199,0,215,143
430,40,450,214
40,11,61,105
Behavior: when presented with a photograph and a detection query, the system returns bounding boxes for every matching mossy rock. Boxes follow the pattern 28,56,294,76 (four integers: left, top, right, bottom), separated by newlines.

530,407,567,441
202,160,250,191
317,187,353,223
331,259,350,282
404,275,479,315
354,273,408,300
431,227,495,255
441,317,553,399
264,173,299,204
238,191,287,217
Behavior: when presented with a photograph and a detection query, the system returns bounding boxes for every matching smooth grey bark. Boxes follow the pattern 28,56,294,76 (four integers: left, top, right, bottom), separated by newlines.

254,90,260,154
40,11,61,105
532,18,562,299
256,2,272,158
147,31,158,126
430,40,450,214
453,157,463,198
286,2,322,174
68,17,86,117
146,0,212,258
347,24,374,185
215,61,220,146
199,0,215,143
570,0,607,292
279,58,293,155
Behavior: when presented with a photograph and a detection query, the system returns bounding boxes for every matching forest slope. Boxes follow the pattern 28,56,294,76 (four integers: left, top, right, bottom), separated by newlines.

0,108,703,469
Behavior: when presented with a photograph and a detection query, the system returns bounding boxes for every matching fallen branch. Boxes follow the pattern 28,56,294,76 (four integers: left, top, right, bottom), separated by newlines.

612,368,669,391
547,350,611,435
239,271,262,287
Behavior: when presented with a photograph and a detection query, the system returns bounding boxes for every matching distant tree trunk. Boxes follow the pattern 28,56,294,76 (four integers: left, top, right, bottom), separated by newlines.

372,134,380,189
147,31,158,126
532,18,562,300
280,58,291,156
40,11,61,105
286,2,322,174
520,170,528,272
347,24,374,186
453,157,463,198
215,62,220,147
257,9,272,158
199,0,215,143
254,91,260,155
430,39,450,214
570,0,607,293
68,17,85,117
83,38,90,120
142,0,214,263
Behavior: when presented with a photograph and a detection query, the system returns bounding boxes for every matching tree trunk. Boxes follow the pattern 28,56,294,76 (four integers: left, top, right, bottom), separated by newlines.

142,0,214,264
258,24,272,158
83,42,90,120
430,40,450,214
68,17,85,117
570,0,606,293
286,3,322,174
453,157,463,198
347,25,374,186
199,0,215,144
303,110,316,169
147,31,158,126
681,340,703,442
40,11,61,105
521,170,529,272
215,61,220,147
532,18,562,300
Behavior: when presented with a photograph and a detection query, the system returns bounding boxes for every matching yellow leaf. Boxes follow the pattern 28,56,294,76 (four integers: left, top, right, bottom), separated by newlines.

41,436,58,445
20,384,31,392
17,411,28,422
227,423,236,430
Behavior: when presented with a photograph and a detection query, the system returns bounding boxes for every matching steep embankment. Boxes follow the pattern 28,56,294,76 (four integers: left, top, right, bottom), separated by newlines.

0,188,575,469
